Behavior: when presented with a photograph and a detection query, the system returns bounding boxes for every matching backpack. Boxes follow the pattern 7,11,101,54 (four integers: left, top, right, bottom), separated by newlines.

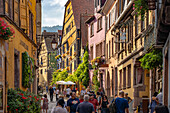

109,99,117,113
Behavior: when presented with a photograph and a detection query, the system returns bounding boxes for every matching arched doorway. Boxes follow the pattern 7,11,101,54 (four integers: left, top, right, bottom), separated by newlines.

107,71,110,97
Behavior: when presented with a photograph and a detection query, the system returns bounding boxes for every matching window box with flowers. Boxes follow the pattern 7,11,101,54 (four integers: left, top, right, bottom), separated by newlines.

0,18,15,40
74,52,77,56
69,56,72,60
66,51,69,55
133,0,148,20
62,54,66,58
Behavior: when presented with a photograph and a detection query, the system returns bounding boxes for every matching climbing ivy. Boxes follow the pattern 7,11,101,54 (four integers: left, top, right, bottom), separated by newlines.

22,52,35,88
139,50,163,70
73,46,89,87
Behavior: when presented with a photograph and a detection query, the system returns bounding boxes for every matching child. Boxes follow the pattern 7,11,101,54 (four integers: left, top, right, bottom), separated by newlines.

43,94,48,113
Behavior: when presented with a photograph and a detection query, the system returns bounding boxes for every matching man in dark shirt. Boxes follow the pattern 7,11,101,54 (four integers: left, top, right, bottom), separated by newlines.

49,86,54,101
76,95,95,113
115,91,129,113
67,92,80,113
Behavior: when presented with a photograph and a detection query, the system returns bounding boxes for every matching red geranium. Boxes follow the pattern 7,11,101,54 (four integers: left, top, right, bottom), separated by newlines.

16,109,18,111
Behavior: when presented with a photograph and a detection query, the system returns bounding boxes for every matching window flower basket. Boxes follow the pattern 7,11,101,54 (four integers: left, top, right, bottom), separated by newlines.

66,51,69,55
0,18,15,40
66,67,69,71
133,0,148,20
74,52,77,56
62,54,66,58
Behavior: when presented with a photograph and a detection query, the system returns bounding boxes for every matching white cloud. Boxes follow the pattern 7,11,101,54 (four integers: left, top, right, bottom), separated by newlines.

42,0,68,26
49,0,67,6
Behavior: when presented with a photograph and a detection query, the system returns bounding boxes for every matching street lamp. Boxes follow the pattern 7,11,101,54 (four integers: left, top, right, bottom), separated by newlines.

51,38,57,50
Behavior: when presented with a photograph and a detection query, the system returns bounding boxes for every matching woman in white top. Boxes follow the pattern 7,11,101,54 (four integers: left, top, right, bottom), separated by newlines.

51,99,68,113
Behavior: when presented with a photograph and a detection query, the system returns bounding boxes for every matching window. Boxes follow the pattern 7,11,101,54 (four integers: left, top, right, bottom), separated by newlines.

112,9,115,24
95,0,97,7
141,15,145,31
97,17,102,31
122,0,125,11
62,61,65,69
112,38,114,56
66,42,69,51
66,25,71,34
70,63,72,73
118,32,120,51
134,66,143,85
90,23,94,36
63,45,65,53
66,58,69,67
40,69,43,74
96,43,102,57
135,16,138,36
67,8,70,15
109,41,111,58
119,0,122,16
119,70,122,90
74,43,76,52
107,16,109,30
123,67,126,89
106,43,108,60
146,11,149,27
70,47,72,56
109,13,111,27
74,60,77,70
112,69,114,95
29,11,33,40
127,65,131,88
90,46,93,60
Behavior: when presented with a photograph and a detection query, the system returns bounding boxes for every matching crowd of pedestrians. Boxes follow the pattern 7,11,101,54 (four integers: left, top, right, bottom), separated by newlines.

42,86,168,113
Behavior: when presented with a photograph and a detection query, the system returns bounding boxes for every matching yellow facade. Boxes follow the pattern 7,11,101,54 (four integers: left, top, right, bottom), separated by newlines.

3,0,37,92
38,37,48,87
62,1,78,73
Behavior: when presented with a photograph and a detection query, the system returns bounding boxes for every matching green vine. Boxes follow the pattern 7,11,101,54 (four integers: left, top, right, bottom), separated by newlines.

22,52,35,88
139,49,163,70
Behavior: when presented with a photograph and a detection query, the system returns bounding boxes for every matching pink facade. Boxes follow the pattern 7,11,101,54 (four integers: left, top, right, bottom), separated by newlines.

87,0,106,90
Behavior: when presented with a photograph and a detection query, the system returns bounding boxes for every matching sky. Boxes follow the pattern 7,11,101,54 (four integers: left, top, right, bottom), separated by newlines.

42,0,68,27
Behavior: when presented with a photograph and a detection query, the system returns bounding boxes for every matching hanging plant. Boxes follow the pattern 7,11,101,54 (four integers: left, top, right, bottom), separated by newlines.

139,49,163,70
22,52,35,88
133,0,148,20
0,18,15,40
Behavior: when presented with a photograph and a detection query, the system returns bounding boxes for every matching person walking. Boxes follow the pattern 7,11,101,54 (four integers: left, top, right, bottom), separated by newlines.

49,86,54,102
81,87,86,95
89,94,99,113
124,93,132,104
79,94,84,103
115,91,129,113
51,98,68,113
56,88,59,101
67,92,80,113
43,94,48,113
101,95,110,113
149,92,158,113
76,95,95,113
46,86,48,94
156,89,163,105
66,87,71,98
